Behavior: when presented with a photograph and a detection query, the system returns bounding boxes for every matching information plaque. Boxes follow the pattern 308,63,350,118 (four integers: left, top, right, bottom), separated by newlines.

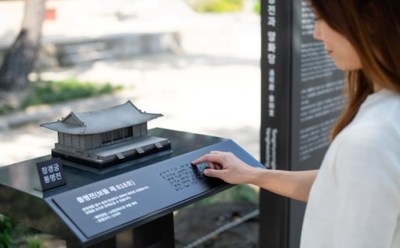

52,157,221,239
260,1,345,247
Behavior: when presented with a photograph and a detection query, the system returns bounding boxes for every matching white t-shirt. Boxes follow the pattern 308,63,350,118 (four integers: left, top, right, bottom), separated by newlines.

301,89,400,248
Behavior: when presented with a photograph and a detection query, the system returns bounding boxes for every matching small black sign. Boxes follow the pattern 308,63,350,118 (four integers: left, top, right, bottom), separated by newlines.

36,158,66,191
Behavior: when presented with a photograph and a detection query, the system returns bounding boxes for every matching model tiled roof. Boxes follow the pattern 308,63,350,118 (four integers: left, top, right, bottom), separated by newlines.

40,101,162,135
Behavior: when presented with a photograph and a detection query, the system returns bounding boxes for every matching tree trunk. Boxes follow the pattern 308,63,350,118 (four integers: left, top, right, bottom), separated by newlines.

0,0,46,91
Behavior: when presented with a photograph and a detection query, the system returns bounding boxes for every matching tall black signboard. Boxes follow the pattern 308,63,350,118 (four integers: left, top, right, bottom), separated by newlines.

260,1,345,247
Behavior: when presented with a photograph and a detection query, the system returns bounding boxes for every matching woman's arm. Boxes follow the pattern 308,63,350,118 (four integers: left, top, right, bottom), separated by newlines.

192,151,318,202
250,169,318,202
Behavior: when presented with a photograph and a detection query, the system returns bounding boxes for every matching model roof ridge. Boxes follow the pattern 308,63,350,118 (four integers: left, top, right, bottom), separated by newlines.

41,100,163,135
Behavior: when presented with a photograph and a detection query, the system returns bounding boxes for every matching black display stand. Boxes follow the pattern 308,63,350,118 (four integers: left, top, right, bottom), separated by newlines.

0,128,264,247
260,1,345,247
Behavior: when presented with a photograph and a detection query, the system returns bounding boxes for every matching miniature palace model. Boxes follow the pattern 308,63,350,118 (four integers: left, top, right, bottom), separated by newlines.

41,101,171,168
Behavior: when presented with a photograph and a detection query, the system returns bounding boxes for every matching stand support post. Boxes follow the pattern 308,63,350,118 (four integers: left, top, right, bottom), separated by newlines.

133,213,175,248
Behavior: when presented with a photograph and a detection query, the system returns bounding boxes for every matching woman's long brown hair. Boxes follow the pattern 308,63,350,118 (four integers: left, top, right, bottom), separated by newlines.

308,0,400,140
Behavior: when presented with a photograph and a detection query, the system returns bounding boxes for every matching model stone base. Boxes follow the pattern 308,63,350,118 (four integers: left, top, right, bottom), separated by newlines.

52,136,171,169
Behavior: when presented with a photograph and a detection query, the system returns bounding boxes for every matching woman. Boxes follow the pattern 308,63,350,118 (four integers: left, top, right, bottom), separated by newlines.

192,0,400,247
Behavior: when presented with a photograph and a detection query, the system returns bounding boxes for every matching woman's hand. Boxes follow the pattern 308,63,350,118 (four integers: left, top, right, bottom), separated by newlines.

192,151,260,185
193,151,318,202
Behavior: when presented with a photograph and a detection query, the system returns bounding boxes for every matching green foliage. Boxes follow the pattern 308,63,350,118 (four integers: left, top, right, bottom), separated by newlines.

21,79,122,109
0,104,15,116
253,0,260,14
0,215,45,248
0,79,122,116
0,215,17,248
193,0,244,13
26,236,43,248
